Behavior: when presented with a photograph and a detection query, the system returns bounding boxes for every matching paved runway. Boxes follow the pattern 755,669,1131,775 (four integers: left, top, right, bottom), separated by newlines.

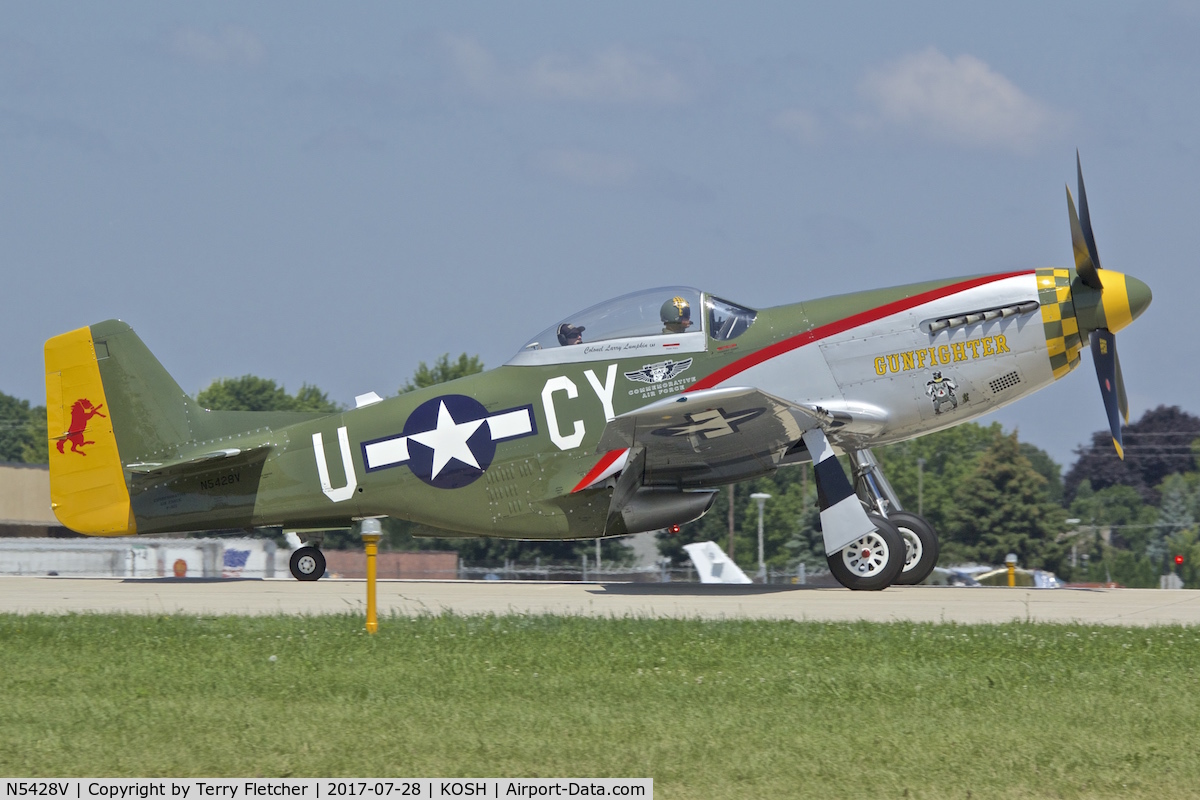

3,576,1200,626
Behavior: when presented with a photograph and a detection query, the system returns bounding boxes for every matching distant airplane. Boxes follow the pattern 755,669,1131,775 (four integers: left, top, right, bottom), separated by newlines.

44,155,1149,590
684,541,753,584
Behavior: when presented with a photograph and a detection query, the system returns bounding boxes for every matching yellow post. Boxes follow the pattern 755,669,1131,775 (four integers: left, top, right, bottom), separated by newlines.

1005,552,1018,588
361,518,383,634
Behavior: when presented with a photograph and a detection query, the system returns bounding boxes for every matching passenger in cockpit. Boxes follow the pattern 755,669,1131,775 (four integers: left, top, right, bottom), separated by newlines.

661,296,693,334
557,323,584,346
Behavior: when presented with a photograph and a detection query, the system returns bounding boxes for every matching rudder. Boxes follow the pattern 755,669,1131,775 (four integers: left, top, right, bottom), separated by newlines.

45,323,138,534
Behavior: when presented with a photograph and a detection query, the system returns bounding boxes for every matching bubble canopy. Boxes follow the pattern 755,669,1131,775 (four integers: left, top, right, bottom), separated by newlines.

508,286,756,366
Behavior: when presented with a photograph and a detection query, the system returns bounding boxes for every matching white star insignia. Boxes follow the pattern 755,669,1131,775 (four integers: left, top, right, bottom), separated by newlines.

361,401,535,478
407,401,486,479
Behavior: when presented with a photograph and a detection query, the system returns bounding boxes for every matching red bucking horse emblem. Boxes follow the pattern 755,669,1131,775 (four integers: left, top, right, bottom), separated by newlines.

56,398,106,455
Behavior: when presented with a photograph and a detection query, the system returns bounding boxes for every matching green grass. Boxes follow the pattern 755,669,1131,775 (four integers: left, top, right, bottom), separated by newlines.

3,614,1200,799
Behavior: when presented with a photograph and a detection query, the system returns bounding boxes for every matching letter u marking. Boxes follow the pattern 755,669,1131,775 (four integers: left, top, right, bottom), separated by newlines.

313,427,358,502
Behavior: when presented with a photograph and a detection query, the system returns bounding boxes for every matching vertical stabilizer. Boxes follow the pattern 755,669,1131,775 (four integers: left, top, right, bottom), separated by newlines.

683,541,752,584
86,319,195,458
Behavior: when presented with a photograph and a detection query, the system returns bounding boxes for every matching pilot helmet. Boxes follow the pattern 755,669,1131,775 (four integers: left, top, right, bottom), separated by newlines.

557,323,585,345
660,296,691,326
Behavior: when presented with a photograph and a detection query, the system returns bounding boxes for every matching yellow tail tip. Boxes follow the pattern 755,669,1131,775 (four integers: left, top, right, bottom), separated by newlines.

45,325,136,536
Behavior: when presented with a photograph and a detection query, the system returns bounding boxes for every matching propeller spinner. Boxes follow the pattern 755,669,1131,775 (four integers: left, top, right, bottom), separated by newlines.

1066,153,1152,459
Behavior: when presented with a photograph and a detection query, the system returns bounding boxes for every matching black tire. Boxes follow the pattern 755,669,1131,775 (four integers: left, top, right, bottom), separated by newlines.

827,513,906,591
289,546,326,581
889,511,940,586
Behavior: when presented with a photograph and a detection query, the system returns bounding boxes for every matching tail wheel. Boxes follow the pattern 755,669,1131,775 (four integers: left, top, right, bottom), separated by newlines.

827,513,906,591
289,546,326,581
889,511,940,586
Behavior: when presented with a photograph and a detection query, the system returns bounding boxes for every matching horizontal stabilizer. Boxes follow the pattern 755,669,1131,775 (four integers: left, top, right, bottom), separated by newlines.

126,444,273,477
46,319,310,536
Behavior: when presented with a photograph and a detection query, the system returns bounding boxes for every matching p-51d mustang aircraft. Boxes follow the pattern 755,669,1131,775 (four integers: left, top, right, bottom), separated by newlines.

44,157,1150,590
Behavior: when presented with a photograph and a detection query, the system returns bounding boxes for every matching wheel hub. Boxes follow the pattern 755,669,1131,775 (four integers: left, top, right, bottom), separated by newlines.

844,532,890,576
901,529,922,570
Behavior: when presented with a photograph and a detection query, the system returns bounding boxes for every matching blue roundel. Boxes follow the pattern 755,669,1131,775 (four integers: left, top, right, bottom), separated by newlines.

402,394,497,489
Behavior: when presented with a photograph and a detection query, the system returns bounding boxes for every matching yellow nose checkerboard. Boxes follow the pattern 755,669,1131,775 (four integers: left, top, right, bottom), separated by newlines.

1037,268,1083,380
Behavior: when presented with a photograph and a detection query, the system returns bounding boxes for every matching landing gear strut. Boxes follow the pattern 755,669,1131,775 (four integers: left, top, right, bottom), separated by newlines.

850,449,940,585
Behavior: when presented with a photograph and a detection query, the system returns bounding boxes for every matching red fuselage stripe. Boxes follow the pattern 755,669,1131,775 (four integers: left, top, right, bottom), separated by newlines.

687,271,1034,392
571,447,629,494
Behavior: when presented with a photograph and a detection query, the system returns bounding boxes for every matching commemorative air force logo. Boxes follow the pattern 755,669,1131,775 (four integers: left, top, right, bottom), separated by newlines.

361,395,536,489
624,358,693,384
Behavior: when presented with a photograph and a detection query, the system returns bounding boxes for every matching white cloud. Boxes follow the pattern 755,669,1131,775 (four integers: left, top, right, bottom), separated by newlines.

442,35,498,95
859,47,1065,151
443,36,689,105
169,25,266,67
535,148,639,187
773,108,821,144
528,48,687,104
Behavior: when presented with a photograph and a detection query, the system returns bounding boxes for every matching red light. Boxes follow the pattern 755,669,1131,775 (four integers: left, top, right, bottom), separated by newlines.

1175,555,1185,566
668,524,681,534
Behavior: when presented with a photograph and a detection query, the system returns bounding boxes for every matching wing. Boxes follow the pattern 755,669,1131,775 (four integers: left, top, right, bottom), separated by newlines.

593,386,876,554
596,386,822,487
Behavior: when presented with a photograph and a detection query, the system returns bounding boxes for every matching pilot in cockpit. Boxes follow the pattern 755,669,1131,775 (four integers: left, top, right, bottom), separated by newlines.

557,323,585,346
660,296,693,334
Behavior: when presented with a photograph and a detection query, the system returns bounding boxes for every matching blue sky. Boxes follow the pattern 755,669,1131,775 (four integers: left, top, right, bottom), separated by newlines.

2,2,1195,468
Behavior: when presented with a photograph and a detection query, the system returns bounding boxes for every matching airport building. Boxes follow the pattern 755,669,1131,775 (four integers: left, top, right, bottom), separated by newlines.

0,462,72,538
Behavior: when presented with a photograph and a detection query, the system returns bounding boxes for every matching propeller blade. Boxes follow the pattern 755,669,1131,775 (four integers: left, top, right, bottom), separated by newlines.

1090,329,1124,459
1115,349,1129,424
1076,151,1103,272
1067,186,1103,290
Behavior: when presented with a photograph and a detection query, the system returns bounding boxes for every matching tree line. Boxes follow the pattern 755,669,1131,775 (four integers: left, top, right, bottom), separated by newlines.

6,355,1200,584
669,404,1200,587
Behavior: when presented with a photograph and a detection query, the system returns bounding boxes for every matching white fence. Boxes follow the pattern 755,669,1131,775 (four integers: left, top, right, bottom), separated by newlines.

0,538,282,579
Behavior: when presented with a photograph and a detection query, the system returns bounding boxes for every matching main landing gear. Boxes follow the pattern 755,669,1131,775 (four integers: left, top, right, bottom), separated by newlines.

847,449,940,588
289,536,327,581
826,512,906,591
806,427,938,591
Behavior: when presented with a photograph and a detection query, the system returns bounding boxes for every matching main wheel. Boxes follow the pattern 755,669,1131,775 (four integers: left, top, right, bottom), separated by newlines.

827,513,906,591
289,546,326,581
889,511,940,586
